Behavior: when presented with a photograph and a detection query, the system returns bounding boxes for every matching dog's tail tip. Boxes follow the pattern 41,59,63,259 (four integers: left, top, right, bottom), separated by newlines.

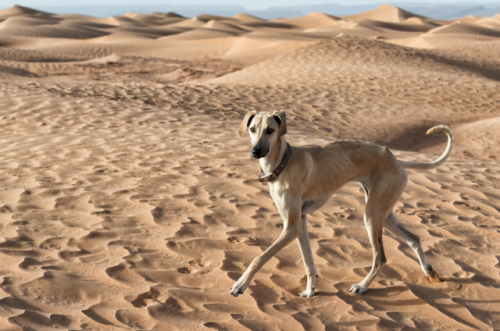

426,124,452,136
400,124,453,170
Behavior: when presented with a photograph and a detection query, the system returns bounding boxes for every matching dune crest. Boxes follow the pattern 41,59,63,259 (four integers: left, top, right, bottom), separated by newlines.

232,12,264,22
427,21,500,38
344,4,428,23
277,12,341,29
0,5,50,18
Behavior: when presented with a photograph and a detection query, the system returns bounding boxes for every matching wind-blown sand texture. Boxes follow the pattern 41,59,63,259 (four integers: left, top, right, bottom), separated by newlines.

0,4,499,330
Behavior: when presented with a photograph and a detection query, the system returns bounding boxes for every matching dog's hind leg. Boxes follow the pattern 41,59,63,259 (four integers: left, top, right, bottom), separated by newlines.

350,175,404,294
349,210,387,294
384,211,441,283
297,214,316,297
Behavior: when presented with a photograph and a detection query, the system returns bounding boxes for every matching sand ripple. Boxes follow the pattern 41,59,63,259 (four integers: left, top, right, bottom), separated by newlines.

0,3,498,330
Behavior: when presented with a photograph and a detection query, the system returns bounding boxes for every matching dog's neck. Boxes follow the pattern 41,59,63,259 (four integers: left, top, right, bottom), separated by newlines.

259,136,287,176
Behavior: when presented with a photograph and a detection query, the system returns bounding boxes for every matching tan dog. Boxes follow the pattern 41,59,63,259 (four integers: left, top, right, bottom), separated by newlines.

231,110,452,297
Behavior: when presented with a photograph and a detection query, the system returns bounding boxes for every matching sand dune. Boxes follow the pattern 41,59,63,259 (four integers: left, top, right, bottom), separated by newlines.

58,19,117,29
454,15,483,24
0,26,110,40
106,26,187,38
344,4,428,23
223,37,315,63
357,19,435,32
403,17,440,26
170,17,207,28
475,17,500,29
152,12,185,19
387,18,500,51
243,30,319,41
123,12,185,26
427,22,500,38
232,13,265,22
0,4,51,18
196,14,239,23
202,20,250,33
207,36,499,85
0,16,61,29
160,28,240,41
107,15,147,28
0,4,499,331
276,12,340,29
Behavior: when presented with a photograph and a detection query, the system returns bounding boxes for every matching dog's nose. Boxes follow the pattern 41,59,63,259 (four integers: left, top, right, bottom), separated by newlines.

251,147,262,158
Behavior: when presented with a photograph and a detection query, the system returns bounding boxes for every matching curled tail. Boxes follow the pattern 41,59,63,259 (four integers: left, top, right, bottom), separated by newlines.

400,125,454,170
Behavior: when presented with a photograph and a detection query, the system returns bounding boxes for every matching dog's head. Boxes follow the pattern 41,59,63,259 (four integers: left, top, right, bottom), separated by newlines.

236,110,287,159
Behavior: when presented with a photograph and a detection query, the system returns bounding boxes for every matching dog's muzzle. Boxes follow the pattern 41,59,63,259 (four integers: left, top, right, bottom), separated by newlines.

251,147,268,159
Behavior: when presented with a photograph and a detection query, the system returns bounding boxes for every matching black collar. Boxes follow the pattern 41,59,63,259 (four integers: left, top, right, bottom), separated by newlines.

258,143,293,183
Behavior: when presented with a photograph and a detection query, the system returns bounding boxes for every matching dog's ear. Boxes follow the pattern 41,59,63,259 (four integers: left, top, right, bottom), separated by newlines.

236,110,257,137
272,110,287,136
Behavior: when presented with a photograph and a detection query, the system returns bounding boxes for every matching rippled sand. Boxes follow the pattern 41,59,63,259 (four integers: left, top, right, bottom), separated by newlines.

0,4,499,331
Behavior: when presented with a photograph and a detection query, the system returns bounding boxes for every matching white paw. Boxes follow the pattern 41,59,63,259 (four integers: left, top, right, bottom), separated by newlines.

349,283,368,294
230,276,250,297
298,289,315,298
422,263,433,277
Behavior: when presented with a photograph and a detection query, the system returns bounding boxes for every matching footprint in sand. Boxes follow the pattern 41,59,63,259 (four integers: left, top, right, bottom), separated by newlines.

453,200,480,210
227,236,259,245
396,208,435,222
177,260,211,274
453,270,475,279
333,212,352,219
18,257,43,270
189,259,207,267
177,267,196,274
127,288,161,308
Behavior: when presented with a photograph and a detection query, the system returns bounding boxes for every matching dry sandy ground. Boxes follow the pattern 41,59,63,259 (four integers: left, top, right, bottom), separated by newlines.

0,4,499,331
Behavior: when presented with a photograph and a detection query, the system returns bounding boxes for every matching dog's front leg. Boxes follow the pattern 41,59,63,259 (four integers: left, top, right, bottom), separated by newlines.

230,200,302,297
297,214,316,297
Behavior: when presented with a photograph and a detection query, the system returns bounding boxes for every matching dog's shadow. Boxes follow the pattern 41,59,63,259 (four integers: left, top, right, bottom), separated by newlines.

313,291,336,297
334,282,409,300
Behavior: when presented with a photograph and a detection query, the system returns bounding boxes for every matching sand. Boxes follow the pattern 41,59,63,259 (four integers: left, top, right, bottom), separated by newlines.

0,4,499,330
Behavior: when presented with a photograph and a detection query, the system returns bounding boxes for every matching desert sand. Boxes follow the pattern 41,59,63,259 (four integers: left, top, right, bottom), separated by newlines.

0,4,499,330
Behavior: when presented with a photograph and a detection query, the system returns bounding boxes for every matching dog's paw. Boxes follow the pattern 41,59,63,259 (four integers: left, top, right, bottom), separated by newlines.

349,283,368,294
298,289,315,298
427,270,442,283
230,277,250,297
424,264,441,283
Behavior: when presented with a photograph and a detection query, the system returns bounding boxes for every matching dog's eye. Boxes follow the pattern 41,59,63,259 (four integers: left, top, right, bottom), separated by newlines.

267,128,274,134
250,127,256,133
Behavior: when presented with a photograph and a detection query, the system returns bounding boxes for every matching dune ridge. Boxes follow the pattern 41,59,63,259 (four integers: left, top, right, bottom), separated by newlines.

0,4,499,331
0,3,496,63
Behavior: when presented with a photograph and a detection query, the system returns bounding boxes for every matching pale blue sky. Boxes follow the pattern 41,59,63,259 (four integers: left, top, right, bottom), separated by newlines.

1,1,499,10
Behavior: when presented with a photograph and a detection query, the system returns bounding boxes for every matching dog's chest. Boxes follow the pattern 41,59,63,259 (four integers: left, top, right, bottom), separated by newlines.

301,197,330,214
269,183,330,215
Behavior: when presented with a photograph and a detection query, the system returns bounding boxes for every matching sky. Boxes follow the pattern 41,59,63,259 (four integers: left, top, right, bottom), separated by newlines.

1,1,499,10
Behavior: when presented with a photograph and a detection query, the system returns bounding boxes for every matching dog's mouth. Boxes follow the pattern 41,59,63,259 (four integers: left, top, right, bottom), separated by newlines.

251,153,263,159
